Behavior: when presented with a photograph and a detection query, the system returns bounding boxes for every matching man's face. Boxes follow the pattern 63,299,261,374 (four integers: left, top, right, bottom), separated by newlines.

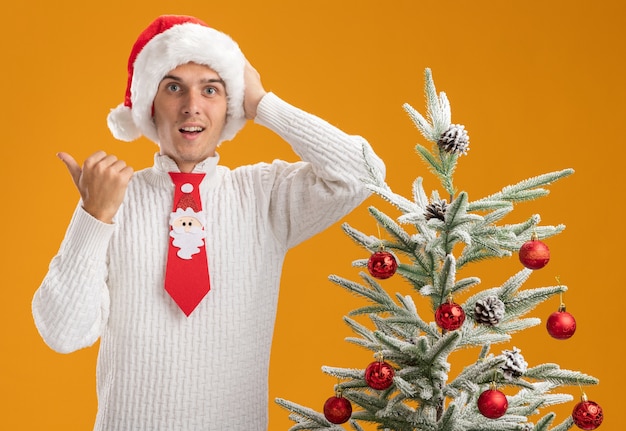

153,62,228,172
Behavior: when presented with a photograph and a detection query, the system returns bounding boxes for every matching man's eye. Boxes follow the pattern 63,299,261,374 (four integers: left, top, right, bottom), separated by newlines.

167,83,180,92
204,87,217,95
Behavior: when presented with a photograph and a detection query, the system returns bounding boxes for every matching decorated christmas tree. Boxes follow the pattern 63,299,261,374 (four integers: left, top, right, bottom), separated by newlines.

276,69,603,430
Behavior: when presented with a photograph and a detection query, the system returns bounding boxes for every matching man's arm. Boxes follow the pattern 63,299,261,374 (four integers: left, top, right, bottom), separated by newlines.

242,56,386,249
32,152,132,352
32,205,114,353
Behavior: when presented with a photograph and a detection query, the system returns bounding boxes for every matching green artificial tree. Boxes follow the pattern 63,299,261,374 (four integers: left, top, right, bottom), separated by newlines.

276,69,603,431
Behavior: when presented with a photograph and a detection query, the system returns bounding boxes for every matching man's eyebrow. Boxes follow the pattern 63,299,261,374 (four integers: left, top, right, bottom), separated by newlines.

204,78,226,87
161,74,181,82
160,74,226,86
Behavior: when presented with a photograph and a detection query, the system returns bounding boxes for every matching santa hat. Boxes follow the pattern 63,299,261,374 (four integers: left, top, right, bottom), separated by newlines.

107,15,246,145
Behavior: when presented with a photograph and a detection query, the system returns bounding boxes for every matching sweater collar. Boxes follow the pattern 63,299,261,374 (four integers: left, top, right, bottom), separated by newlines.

149,153,221,188
154,153,220,174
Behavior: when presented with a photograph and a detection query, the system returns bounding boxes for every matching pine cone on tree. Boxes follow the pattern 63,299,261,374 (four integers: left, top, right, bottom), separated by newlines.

474,295,505,326
424,199,448,221
501,347,528,381
437,124,470,155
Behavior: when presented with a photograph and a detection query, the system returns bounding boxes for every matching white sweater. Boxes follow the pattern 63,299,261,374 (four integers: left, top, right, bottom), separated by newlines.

32,93,385,431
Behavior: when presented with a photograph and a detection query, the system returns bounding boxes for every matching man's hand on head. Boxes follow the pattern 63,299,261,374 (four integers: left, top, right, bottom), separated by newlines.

243,60,267,120
58,151,134,224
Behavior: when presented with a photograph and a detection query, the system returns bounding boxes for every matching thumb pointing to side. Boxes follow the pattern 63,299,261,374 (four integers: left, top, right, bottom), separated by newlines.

57,152,82,188
56,150,133,223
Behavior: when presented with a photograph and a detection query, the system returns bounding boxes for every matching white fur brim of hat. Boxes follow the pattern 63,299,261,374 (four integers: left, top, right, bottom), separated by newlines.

107,22,246,145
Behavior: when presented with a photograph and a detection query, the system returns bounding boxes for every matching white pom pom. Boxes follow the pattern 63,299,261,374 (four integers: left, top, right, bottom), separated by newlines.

107,104,142,142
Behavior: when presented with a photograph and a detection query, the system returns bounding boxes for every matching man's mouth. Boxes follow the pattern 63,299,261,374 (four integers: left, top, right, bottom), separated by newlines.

180,126,205,135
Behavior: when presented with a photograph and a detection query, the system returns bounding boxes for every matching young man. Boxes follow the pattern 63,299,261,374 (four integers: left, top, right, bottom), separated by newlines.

32,15,384,430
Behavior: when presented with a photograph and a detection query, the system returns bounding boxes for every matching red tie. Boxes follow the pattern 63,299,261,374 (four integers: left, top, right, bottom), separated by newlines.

164,172,211,316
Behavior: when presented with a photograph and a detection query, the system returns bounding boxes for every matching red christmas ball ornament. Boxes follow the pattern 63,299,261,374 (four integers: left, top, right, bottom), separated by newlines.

477,388,508,419
546,306,577,340
435,300,466,331
323,394,352,424
519,233,550,270
367,249,398,279
572,395,603,430
365,360,395,390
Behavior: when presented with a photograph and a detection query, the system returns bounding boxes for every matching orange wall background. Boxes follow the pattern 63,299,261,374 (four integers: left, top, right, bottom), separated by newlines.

1,1,623,429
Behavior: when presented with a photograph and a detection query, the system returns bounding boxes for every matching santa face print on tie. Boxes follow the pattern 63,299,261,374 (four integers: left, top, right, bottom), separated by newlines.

169,206,206,259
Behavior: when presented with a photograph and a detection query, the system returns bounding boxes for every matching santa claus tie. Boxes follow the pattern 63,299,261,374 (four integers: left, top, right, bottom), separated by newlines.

164,172,210,316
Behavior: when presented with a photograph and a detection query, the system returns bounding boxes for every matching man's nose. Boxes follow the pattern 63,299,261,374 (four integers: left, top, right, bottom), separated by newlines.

183,92,201,115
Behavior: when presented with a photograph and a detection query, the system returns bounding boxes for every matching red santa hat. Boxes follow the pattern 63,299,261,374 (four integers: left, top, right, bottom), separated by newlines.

107,15,246,145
